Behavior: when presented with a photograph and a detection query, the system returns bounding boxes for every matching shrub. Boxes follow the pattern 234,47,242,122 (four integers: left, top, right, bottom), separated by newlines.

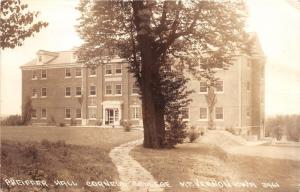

96,119,102,126
0,115,23,126
225,127,235,135
122,120,132,132
47,115,56,126
59,122,65,127
188,126,200,143
41,139,51,148
70,118,77,126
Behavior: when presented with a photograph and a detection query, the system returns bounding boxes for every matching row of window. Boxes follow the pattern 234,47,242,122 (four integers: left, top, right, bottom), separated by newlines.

31,107,141,120
199,81,223,93
181,107,224,120
31,83,139,98
31,64,123,80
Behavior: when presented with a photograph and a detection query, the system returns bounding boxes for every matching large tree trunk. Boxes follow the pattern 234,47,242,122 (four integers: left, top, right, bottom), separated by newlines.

132,2,165,148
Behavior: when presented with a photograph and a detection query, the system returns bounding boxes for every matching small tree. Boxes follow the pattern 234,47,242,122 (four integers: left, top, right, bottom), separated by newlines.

205,81,218,130
22,97,33,125
0,0,48,49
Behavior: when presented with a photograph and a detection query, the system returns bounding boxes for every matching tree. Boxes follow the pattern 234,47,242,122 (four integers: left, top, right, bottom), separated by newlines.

22,96,32,125
76,0,250,148
0,0,48,49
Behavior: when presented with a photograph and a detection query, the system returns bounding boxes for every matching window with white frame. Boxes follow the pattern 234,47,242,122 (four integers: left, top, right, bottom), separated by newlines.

75,87,81,96
41,88,47,97
41,69,47,79
65,87,71,97
65,108,71,119
181,107,189,120
215,107,224,120
132,83,139,95
105,85,112,95
115,84,122,95
215,80,223,92
65,68,71,77
90,85,96,96
105,64,112,75
41,108,47,119
76,108,81,118
32,109,37,119
75,68,82,77
115,63,122,74
200,107,208,120
32,70,38,80
32,88,38,98
89,68,96,76
200,82,208,93
88,107,97,119
131,107,140,119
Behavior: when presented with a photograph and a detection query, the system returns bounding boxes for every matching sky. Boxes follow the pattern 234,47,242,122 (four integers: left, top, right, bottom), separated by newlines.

0,0,300,117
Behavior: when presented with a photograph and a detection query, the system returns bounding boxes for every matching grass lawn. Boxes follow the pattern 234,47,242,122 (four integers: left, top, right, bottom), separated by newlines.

131,142,300,192
1,126,143,192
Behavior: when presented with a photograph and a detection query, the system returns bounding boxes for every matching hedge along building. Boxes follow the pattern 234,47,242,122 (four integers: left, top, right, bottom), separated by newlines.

21,35,265,138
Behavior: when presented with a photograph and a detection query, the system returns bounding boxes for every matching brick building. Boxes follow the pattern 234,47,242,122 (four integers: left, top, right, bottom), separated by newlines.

21,35,265,138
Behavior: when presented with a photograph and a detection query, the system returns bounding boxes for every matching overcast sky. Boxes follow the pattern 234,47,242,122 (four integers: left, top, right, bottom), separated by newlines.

0,0,300,117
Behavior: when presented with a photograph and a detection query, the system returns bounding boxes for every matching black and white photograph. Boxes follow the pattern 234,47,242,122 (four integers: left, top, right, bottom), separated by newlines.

0,0,300,191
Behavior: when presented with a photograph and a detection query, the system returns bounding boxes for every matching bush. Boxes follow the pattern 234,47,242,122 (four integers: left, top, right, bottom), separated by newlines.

58,122,65,127
1,115,24,126
96,119,102,126
70,118,77,126
188,126,200,143
225,127,235,135
122,120,132,132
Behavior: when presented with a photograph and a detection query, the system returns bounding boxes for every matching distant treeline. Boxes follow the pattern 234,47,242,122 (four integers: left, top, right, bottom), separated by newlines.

265,115,300,141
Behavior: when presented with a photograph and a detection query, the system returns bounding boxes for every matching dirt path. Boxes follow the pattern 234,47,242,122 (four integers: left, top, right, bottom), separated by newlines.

109,139,164,192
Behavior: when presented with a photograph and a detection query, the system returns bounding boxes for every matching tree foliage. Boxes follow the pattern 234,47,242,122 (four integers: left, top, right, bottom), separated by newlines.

0,0,48,49
77,0,250,148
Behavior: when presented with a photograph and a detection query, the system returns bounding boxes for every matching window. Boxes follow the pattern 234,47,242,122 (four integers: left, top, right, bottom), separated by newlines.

247,82,250,91
115,84,122,95
65,87,71,97
32,109,37,119
215,80,223,92
32,88,38,98
75,68,82,77
181,108,189,120
105,64,112,75
89,107,97,119
131,107,141,119
132,83,139,95
41,108,47,119
65,68,71,77
215,107,224,120
38,56,42,62
41,69,47,79
76,108,81,119
200,82,208,93
75,87,81,96
65,108,71,119
200,108,208,120
105,85,112,95
32,70,38,80
41,88,47,97
89,68,96,76
115,64,122,74
90,85,96,96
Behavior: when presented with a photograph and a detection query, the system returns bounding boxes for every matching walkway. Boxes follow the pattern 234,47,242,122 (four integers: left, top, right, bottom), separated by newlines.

109,139,164,192
200,130,300,161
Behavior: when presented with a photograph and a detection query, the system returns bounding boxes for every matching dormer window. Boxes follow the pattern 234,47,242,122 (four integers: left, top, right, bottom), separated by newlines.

38,56,42,62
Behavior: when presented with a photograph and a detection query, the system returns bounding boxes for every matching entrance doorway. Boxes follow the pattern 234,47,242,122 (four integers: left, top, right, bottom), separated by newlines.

105,108,119,125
